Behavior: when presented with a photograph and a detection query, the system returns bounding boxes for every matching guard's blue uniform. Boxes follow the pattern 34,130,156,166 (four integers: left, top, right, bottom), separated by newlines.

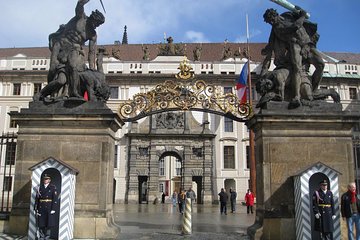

34,183,58,238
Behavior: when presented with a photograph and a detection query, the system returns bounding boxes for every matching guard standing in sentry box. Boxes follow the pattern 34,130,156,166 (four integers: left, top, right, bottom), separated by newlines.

34,174,58,240
312,179,336,240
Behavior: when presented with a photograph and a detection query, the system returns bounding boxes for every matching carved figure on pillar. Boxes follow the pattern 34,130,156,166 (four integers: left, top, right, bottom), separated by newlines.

257,4,339,109
34,0,109,102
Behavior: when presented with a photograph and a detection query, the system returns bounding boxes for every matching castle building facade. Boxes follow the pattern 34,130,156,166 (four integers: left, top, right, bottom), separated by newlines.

0,42,359,206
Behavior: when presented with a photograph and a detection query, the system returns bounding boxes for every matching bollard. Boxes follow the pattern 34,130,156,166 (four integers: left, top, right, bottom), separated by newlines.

182,198,192,235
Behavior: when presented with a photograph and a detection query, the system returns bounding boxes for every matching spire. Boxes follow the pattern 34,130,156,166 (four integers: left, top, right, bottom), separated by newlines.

122,25,128,45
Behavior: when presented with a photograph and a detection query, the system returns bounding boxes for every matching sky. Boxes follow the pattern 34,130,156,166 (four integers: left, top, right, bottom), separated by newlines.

1,0,359,53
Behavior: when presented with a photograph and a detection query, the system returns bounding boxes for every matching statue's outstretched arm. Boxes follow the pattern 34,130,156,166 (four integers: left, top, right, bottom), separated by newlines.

88,37,97,70
75,0,90,18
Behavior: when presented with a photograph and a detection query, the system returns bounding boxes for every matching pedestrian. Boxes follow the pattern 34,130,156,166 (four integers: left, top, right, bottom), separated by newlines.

186,187,196,206
341,182,360,240
230,188,237,213
153,195,159,205
34,174,58,240
161,192,166,204
313,179,336,240
218,188,228,215
172,190,177,207
245,189,254,214
178,188,186,214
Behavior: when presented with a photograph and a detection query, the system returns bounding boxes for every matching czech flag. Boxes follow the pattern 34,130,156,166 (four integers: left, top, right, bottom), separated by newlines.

236,61,248,104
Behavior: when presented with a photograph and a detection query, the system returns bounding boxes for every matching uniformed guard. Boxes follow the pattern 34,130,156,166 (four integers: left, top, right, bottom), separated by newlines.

34,174,58,240
313,179,336,240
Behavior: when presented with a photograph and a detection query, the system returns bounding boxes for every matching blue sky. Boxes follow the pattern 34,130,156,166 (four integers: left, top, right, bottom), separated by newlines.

1,0,359,53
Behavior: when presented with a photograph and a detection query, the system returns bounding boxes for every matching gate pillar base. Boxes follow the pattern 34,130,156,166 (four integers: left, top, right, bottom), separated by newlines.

74,217,119,239
246,102,360,240
8,101,123,239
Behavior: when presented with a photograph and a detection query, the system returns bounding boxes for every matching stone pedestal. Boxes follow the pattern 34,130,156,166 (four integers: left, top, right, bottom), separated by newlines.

8,101,123,239
247,102,360,240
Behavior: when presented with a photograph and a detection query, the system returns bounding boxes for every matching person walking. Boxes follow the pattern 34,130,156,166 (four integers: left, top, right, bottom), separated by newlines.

341,182,360,240
230,188,237,213
186,187,196,206
161,192,166,204
178,188,186,214
313,179,336,240
245,189,254,214
218,188,228,215
172,190,177,207
34,174,58,240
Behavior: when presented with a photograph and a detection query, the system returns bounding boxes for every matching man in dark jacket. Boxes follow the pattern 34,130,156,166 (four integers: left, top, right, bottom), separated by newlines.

34,174,58,240
312,179,336,240
229,188,237,213
218,188,228,215
341,182,360,240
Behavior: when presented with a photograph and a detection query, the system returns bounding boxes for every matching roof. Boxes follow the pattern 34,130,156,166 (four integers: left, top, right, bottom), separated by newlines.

324,52,360,64
0,43,267,62
1,43,360,64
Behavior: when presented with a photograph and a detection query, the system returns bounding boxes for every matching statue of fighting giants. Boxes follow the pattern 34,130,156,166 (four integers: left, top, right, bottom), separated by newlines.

34,0,110,102
257,0,340,108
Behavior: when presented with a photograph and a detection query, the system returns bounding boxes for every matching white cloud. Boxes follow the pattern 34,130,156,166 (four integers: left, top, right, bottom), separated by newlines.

184,31,210,43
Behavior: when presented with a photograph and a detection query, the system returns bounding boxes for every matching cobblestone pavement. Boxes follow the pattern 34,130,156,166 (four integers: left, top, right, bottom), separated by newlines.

114,203,254,240
0,203,255,239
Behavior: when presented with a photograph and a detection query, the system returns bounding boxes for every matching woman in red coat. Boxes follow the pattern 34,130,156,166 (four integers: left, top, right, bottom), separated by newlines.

245,189,255,214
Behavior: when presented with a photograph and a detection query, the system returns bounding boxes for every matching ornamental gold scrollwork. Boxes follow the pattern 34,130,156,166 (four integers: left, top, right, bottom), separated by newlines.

118,59,252,122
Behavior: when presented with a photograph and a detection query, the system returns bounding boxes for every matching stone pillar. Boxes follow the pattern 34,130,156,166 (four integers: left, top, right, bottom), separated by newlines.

247,102,360,240
147,145,159,202
8,101,123,239
183,145,193,189
203,139,213,204
127,138,140,203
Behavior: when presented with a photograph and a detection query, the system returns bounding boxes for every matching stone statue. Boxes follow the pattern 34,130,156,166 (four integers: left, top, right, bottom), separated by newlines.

35,0,108,102
222,45,233,60
193,45,202,61
34,48,110,102
158,36,186,56
142,45,150,61
258,6,336,109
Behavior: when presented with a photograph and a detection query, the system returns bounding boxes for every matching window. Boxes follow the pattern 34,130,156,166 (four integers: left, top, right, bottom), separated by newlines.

34,83,42,95
246,146,250,169
224,146,235,169
159,183,164,193
139,147,149,157
5,142,16,165
159,159,165,176
349,88,357,100
13,83,21,95
114,145,118,168
3,177,12,191
175,159,182,176
224,87,232,94
9,116,17,128
224,117,234,132
109,86,119,99
192,147,203,157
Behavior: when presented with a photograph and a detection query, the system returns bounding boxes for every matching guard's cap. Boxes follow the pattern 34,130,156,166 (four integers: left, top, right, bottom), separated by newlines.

319,179,328,185
42,174,51,179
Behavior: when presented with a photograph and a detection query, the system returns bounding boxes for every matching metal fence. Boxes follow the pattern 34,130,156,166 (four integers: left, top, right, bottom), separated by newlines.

353,136,360,193
0,132,17,218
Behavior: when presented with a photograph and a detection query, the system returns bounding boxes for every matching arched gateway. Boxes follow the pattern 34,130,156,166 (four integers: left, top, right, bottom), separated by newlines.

119,58,251,204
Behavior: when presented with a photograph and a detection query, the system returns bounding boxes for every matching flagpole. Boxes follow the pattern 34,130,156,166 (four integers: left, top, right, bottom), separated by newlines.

246,14,257,197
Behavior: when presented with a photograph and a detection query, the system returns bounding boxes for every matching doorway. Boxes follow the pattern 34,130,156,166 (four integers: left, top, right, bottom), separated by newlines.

138,176,148,204
192,176,202,204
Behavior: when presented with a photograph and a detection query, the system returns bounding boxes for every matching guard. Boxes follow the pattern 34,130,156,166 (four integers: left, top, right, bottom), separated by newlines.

34,174,58,240
312,179,336,240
